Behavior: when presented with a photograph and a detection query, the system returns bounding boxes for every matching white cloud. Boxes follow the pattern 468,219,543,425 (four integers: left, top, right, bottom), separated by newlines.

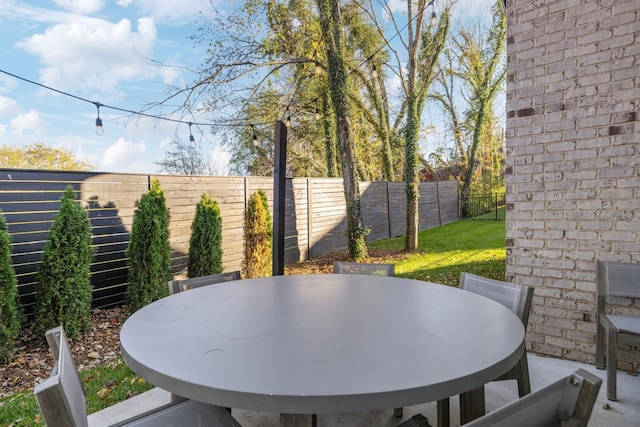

17,17,164,95
99,137,147,169
53,0,106,14
0,74,19,93
208,145,230,176
120,0,209,25
0,95,20,116
10,110,47,134
159,136,173,148
387,0,405,14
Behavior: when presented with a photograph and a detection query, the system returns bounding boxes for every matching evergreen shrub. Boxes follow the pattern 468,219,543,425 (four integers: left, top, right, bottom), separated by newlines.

35,186,94,338
242,189,272,278
126,178,171,313
0,210,20,363
187,194,223,278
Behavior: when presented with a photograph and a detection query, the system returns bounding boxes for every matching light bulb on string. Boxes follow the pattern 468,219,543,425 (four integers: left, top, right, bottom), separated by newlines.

285,109,291,128
315,63,322,75
188,122,195,143
315,99,320,121
93,102,104,136
371,64,378,79
429,0,437,26
252,125,258,147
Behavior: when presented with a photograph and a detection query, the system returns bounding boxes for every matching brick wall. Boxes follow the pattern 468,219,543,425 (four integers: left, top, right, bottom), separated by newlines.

505,0,640,366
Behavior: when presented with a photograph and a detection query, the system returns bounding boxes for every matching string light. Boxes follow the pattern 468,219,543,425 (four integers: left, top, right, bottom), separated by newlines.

251,125,258,146
429,0,437,26
3,0,434,139
315,99,320,121
188,122,195,143
93,102,104,136
371,64,378,79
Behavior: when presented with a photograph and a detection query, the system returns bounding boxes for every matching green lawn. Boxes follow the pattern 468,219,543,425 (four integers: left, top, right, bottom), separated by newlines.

0,358,153,427
374,219,506,286
1,219,505,425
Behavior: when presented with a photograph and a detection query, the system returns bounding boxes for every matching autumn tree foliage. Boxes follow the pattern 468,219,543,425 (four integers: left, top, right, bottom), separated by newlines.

0,143,92,170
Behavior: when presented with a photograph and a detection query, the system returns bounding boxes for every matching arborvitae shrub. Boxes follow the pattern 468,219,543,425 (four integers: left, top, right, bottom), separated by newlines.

258,188,272,240
187,194,223,278
126,178,171,313
242,189,272,278
35,186,94,339
0,210,20,363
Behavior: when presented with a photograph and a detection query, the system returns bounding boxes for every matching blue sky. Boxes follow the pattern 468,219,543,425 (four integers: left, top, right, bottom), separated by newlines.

0,0,494,175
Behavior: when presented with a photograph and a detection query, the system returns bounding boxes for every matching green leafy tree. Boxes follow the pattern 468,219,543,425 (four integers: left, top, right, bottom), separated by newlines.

126,178,171,313
35,186,94,338
0,210,20,363
0,143,92,170
455,1,507,213
242,189,272,279
187,194,223,278
427,1,506,210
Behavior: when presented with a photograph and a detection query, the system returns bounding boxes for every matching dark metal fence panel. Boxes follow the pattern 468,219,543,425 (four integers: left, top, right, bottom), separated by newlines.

461,192,506,220
0,169,459,316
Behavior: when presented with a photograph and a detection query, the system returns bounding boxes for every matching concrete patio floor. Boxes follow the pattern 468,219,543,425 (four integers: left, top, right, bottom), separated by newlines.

231,353,640,427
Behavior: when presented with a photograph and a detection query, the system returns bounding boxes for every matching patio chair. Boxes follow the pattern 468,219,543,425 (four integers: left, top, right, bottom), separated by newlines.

333,261,395,276
333,261,402,418
595,260,640,401
167,270,241,408
462,368,602,427
437,273,534,427
34,326,241,427
168,270,241,295
460,272,534,395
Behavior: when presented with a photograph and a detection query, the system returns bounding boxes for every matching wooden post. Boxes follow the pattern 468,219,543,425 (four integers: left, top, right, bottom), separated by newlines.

272,121,287,276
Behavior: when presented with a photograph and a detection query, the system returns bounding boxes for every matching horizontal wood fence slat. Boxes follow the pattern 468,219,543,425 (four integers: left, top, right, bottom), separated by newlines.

0,169,458,318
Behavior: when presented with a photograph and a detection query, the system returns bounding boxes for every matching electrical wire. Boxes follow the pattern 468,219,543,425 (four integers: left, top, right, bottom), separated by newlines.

0,68,254,128
2,1,438,133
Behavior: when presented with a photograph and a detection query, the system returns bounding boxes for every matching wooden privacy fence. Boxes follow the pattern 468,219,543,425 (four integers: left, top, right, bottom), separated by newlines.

0,169,459,316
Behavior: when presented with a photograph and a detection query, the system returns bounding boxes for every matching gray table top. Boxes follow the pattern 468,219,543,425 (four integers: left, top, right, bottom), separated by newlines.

120,274,525,414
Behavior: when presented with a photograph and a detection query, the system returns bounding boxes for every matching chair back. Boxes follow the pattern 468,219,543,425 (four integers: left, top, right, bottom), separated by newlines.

333,262,395,276
596,260,640,299
460,272,534,327
464,368,601,427
34,326,87,427
168,271,241,295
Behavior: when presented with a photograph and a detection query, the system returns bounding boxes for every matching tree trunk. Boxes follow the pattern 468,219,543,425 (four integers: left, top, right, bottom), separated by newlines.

404,0,424,252
318,0,367,259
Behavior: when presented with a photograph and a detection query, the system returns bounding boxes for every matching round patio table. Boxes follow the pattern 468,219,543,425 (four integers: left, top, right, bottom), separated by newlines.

120,274,524,423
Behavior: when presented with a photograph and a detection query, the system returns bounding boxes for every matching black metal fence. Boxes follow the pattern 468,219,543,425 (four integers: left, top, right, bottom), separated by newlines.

461,192,506,220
